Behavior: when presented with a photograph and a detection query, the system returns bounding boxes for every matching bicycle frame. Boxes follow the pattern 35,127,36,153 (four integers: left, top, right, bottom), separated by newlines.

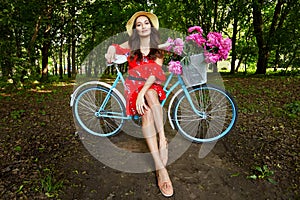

94,63,205,123
71,54,238,142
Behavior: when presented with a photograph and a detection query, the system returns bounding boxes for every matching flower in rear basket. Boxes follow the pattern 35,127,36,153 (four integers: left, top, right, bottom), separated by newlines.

188,26,203,34
219,37,232,59
165,37,174,51
206,32,222,49
186,26,206,47
204,51,221,63
173,38,184,55
168,60,182,75
186,33,206,48
165,37,184,55
205,32,232,63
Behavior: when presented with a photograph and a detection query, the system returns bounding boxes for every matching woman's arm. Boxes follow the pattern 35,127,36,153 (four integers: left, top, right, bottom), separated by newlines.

105,41,129,63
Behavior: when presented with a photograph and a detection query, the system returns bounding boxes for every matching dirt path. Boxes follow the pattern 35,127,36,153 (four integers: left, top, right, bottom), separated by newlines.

59,139,281,200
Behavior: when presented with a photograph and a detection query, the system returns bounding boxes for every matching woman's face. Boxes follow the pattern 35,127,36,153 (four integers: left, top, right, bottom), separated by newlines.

135,16,152,37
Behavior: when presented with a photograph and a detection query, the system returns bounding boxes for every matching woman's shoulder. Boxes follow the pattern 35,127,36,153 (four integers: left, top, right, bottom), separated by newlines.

120,41,130,49
154,57,163,66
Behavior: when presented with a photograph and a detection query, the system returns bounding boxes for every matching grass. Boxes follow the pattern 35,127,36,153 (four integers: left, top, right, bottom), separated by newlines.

40,168,64,198
247,165,277,184
10,109,25,119
284,101,300,119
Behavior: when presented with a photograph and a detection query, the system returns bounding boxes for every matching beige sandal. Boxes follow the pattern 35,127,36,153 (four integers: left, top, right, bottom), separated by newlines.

156,169,174,197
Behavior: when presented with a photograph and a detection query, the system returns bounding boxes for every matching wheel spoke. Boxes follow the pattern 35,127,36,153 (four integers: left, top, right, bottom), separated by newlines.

73,87,125,137
172,86,237,142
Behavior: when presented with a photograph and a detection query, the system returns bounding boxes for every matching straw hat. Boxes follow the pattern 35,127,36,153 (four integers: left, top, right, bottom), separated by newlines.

126,11,159,36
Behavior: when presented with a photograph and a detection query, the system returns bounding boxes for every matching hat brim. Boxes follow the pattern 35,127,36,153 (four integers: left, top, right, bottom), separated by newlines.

126,11,159,36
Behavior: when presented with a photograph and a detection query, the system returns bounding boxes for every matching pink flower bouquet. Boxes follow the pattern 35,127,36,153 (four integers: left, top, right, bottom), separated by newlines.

165,26,232,75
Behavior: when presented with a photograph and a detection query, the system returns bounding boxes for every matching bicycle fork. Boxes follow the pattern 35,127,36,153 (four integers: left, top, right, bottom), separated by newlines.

166,75,208,130
95,65,131,120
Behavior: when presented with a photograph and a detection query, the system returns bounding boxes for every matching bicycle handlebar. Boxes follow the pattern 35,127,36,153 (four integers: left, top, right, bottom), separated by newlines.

106,54,127,66
106,42,172,66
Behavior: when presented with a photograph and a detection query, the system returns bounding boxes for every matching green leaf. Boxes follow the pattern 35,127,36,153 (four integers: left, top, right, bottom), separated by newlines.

267,178,277,184
247,175,257,180
14,146,22,152
230,173,240,177
16,185,24,193
255,166,263,173
265,171,274,176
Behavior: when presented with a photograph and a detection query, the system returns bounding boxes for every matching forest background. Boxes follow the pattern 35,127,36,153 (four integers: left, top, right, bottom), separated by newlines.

1,0,300,199
0,0,299,84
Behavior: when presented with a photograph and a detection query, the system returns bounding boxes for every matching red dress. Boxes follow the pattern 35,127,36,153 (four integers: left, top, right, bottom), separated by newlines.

112,44,166,116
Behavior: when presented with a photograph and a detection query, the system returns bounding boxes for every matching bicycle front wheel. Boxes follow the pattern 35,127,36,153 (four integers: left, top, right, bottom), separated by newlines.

172,85,238,143
73,86,126,137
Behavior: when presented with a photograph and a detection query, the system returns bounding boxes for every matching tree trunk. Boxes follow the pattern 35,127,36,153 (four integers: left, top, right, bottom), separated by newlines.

252,0,268,74
35,48,40,75
59,31,63,79
230,16,238,74
235,56,244,72
15,27,22,59
71,3,77,78
40,3,53,82
252,0,286,74
255,47,269,74
274,49,280,71
52,56,58,75
41,41,50,81
87,56,92,77
213,0,218,31
1,56,13,81
67,37,71,78
27,16,41,62
213,63,218,73
72,37,76,78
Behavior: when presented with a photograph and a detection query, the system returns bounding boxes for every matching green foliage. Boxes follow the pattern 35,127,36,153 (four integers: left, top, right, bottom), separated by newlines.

40,168,64,198
0,0,299,81
247,165,277,184
16,185,24,194
14,145,22,152
10,109,25,119
284,101,300,119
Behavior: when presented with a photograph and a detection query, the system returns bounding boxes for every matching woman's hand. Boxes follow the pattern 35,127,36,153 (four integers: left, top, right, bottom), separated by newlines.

136,92,149,115
105,46,116,63
136,76,156,115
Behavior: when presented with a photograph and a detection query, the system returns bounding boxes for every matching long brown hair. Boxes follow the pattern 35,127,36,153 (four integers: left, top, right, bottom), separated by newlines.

128,16,163,62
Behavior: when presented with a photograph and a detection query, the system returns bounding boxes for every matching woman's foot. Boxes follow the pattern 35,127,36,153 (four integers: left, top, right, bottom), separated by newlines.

156,168,173,197
159,139,168,166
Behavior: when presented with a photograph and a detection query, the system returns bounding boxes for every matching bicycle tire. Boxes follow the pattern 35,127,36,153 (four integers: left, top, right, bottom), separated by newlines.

73,86,126,137
172,84,238,143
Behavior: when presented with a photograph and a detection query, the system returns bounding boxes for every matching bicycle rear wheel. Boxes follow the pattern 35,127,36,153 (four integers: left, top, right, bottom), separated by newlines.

172,85,238,143
73,86,126,137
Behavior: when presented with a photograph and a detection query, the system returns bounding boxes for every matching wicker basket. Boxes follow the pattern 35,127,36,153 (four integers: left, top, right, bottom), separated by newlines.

182,54,207,86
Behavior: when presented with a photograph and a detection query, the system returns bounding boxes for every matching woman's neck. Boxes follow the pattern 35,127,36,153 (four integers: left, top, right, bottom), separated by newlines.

140,37,150,49
139,36,150,56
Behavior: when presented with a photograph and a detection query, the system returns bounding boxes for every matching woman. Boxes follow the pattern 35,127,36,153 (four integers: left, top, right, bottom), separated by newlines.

105,11,173,197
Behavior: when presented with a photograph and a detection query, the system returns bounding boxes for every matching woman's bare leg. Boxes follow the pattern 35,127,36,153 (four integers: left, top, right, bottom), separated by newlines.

144,89,168,166
141,109,164,170
142,108,173,196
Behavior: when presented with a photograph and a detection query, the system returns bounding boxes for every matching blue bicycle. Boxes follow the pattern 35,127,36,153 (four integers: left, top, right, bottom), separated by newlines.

70,54,238,143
